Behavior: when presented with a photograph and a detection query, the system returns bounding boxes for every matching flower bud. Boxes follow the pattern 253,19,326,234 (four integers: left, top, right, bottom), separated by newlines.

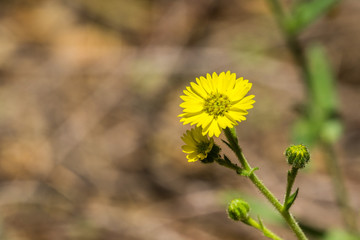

285,144,310,169
227,199,250,221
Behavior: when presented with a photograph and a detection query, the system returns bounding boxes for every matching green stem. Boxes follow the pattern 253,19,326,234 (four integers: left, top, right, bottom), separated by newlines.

224,127,308,240
247,169,283,212
284,167,299,203
223,127,250,169
245,217,283,240
249,172,307,240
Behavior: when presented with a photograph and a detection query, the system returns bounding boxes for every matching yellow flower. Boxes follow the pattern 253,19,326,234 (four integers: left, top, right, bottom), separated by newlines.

181,127,214,162
179,71,255,137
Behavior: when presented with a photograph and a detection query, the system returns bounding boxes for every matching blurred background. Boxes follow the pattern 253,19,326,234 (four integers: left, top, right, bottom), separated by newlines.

0,0,359,239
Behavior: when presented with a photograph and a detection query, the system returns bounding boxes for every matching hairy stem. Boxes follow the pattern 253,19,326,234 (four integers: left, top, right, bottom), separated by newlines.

284,167,298,204
245,217,283,240
224,127,308,240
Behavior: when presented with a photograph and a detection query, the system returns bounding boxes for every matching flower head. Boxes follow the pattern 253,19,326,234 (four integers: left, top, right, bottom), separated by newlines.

227,199,250,221
285,144,310,169
181,127,215,162
178,71,255,137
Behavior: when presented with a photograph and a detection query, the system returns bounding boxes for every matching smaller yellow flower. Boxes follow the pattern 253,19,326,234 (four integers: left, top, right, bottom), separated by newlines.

181,127,214,162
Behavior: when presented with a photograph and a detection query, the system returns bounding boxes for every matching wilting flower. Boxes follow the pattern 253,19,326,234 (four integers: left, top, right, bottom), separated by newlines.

181,127,214,162
179,71,255,137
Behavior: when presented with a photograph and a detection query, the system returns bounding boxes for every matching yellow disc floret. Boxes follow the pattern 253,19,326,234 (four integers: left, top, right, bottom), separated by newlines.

203,93,231,118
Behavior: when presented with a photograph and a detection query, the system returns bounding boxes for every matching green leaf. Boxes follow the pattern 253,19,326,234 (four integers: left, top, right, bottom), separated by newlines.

223,154,232,163
286,0,339,35
293,44,342,146
221,139,234,151
258,218,273,239
306,44,338,114
284,188,299,211
257,215,265,231
248,167,259,175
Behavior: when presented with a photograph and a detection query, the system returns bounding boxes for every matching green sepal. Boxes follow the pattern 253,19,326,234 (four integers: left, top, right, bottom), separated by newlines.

284,188,299,211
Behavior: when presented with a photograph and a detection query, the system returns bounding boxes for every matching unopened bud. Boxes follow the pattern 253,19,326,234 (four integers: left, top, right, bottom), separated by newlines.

285,144,310,169
227,199,250,221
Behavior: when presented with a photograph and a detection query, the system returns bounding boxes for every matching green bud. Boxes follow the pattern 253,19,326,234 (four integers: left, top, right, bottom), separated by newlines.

285,144,310,169
227,199,250,221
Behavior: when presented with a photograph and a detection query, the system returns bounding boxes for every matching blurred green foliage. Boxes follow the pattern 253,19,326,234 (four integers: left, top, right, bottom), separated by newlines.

323,229,359,240
286,0,339,35
292,44,342,145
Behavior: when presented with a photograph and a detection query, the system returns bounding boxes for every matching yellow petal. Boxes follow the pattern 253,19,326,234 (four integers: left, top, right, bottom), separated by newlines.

190,82,207,99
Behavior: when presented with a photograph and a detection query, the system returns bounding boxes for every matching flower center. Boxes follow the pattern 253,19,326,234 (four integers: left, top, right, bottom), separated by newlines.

197,141,210,154
203,93,231,118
